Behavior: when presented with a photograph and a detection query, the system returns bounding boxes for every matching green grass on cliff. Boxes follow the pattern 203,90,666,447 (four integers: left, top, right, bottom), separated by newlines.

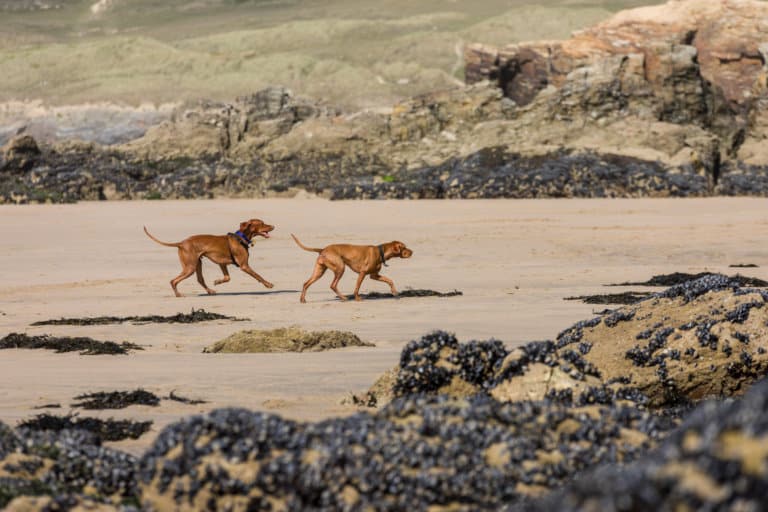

0,0,663,109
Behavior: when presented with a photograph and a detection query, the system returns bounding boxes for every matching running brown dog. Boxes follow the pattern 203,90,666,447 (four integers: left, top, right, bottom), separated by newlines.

144,219,275,297
291,234,413,303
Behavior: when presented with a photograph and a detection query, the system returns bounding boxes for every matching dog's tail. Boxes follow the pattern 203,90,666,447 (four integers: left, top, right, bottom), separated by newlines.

143,226,181,248
291,234,322,253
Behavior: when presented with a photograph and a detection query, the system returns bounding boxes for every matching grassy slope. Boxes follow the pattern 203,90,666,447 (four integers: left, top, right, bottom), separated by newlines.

0,0,662,109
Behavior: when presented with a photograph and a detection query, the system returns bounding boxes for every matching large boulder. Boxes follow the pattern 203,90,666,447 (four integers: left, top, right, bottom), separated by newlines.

466,0,768,187
515,376,768,511
564,275,768,406
368,275,768,409
1,135,40,173
136,397,673,510
0,426,137,509
123,86,333,162
466,0,768,127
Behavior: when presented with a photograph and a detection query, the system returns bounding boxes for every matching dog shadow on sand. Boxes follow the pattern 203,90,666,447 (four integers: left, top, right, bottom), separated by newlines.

196,289,300,297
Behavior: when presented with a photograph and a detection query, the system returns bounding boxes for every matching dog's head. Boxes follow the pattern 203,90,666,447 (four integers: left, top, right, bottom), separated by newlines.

390,241,413,259
240,219,274,239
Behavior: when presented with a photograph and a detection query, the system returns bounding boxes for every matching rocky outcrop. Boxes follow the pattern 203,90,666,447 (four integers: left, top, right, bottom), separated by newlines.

465,0,767,129
0,380,764,511
0,84,717,203
465,0,768,195
0,426,137,508
1,135,40,173
370,275,768,408
2,0,767,203
515,377,768,511
122,87,332,162
134,397,672,510
390,331,607,404
0,395,675,509
330,148,710,199
566,275,768,406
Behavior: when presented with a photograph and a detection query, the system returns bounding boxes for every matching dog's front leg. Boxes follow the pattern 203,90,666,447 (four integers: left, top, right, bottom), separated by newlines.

371,273,398,296
240,264,274,289
353,273,368,301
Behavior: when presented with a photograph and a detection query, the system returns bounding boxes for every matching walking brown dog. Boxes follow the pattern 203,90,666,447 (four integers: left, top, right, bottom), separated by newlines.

291,234,413,303
144,219,275,297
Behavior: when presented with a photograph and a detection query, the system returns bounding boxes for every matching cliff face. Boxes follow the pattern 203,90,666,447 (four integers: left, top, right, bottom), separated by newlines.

465,0,768,192
1,0,767,203
466,0,767,124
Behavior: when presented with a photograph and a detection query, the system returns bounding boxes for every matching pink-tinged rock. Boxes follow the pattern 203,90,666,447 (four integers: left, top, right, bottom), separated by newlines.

466,0,768,121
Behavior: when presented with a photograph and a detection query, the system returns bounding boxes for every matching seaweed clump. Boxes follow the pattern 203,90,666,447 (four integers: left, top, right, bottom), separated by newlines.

0,333,142,355
31,308,246,326
345,288,463,300
166,391,208,405
564,291,652,305
17,414,152,442
68,389,206,409
72,389,161,410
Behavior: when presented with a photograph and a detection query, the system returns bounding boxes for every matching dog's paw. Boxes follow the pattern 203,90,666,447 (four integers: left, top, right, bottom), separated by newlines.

264,281,274,289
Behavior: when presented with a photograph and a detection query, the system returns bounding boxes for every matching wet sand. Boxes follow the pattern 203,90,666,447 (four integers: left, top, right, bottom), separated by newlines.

1,197,766,452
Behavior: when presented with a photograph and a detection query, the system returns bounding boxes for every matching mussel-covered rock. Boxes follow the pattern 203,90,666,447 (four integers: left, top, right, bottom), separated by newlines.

0,425,139,509
137,395,674,510
376,274,768,409
513,377,768,511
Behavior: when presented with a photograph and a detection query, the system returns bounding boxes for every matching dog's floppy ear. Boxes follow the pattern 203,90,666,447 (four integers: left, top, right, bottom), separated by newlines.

393,242,404,254
239,221,249,232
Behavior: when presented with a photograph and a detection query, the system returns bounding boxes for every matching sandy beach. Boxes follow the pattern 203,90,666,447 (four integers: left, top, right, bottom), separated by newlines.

1,197,766,452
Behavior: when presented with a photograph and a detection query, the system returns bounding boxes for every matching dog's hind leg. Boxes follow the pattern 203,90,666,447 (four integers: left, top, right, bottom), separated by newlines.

214,264,230,286
170,248,200,297
170,265,196,297
300,262,327,303
329,265,347,301
195,259,216,295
